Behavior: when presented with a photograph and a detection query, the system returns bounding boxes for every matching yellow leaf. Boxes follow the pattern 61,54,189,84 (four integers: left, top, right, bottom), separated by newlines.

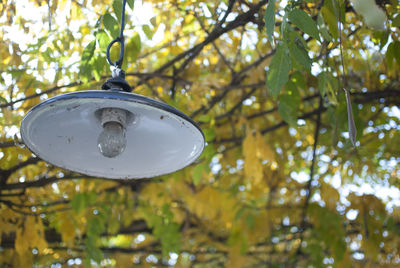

1,107,13,125
58,212,76,246
115,253,133,267
336,250,352,268
227,243,247,268
243,127,263,184
15,216,49,256
35,216,48,252
243,127,275,194
320,182,339,211
15,227,29,256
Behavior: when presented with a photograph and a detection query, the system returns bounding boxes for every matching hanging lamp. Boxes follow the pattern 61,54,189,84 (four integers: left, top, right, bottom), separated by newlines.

20,0,205,179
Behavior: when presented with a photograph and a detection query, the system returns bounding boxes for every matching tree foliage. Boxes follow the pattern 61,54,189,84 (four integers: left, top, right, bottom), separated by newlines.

0,0,400,266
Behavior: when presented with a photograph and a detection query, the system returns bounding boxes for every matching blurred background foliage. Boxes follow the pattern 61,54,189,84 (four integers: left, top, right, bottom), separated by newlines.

0,0,400,266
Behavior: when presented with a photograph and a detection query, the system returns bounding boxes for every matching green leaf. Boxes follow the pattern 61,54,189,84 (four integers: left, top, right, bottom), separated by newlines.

392,41,400,65
318,71,337,104
291,71,307,90
92,55,106,81
386,42,395,68
244,212,256,230
126,33,141,62
308,204,346,261
96,30,111,52
127,0,134,10
71,191,97,213
192,163,206,185
266,43,291,98
103,13,119,38
265,0,275,45
317,71,328,96
142,24,153,39
317,13,332,42
94,15,102,29
112,0,123,22
71,193,86,213
372,30,389,50
79,40,96,82
198,114,211,123
280,13,290,41
321,0,341,40
146,209,181,256
150,16,157,27
87,216,106,237
235,207,246,221
201,144,216,162
285,80,301,101
85,236,102,264
278,93,299,126
392,14,400,27
288,9,320,41
288,38,312,72
204,128,216,142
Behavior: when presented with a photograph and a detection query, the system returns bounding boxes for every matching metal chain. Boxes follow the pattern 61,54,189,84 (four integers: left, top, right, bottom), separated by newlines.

106,0,127,69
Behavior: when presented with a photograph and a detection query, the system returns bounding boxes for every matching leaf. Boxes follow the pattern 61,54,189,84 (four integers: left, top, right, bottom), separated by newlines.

142,24,153,39
192,163,206,185
243,129,263,183
198,114,211,123
288,8,320,41
15,228,29,256
386,42,395,68
58,212,76,246
318,71,338,104
71,191,97,213
87,216,106,237
204,128,216,142
278,93,299,126
266,43,291,98
71,193,86,213
322,6,339,39
392,14,400,27
92,55,106,81
317,71,328,96
320,183,340,210
112,0,123,22
245,212,256,230
317,13,332,42
81,40,96,64
103,13,119,38
125,33,141,62
96,30,111,52
392,41,400,65
85,236,103,263
264,0,276,45
150,16,157,27
127,0,134,10
308,204,346,262
1,107,13,125
288,38,312,72
345,89,357,146
146,208,181,256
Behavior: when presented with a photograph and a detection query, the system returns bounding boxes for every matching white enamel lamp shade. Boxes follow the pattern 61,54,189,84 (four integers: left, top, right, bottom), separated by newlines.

20,90,205,179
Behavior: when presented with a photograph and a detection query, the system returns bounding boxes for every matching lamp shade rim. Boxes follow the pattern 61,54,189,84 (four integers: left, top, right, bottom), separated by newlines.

20,90,205,179
22,90,204,139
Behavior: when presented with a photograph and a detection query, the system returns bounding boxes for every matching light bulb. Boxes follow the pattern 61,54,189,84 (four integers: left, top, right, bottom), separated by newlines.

97,121,126,158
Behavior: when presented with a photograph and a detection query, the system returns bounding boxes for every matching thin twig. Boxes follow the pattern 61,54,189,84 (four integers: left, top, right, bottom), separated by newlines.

295,95,323,258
